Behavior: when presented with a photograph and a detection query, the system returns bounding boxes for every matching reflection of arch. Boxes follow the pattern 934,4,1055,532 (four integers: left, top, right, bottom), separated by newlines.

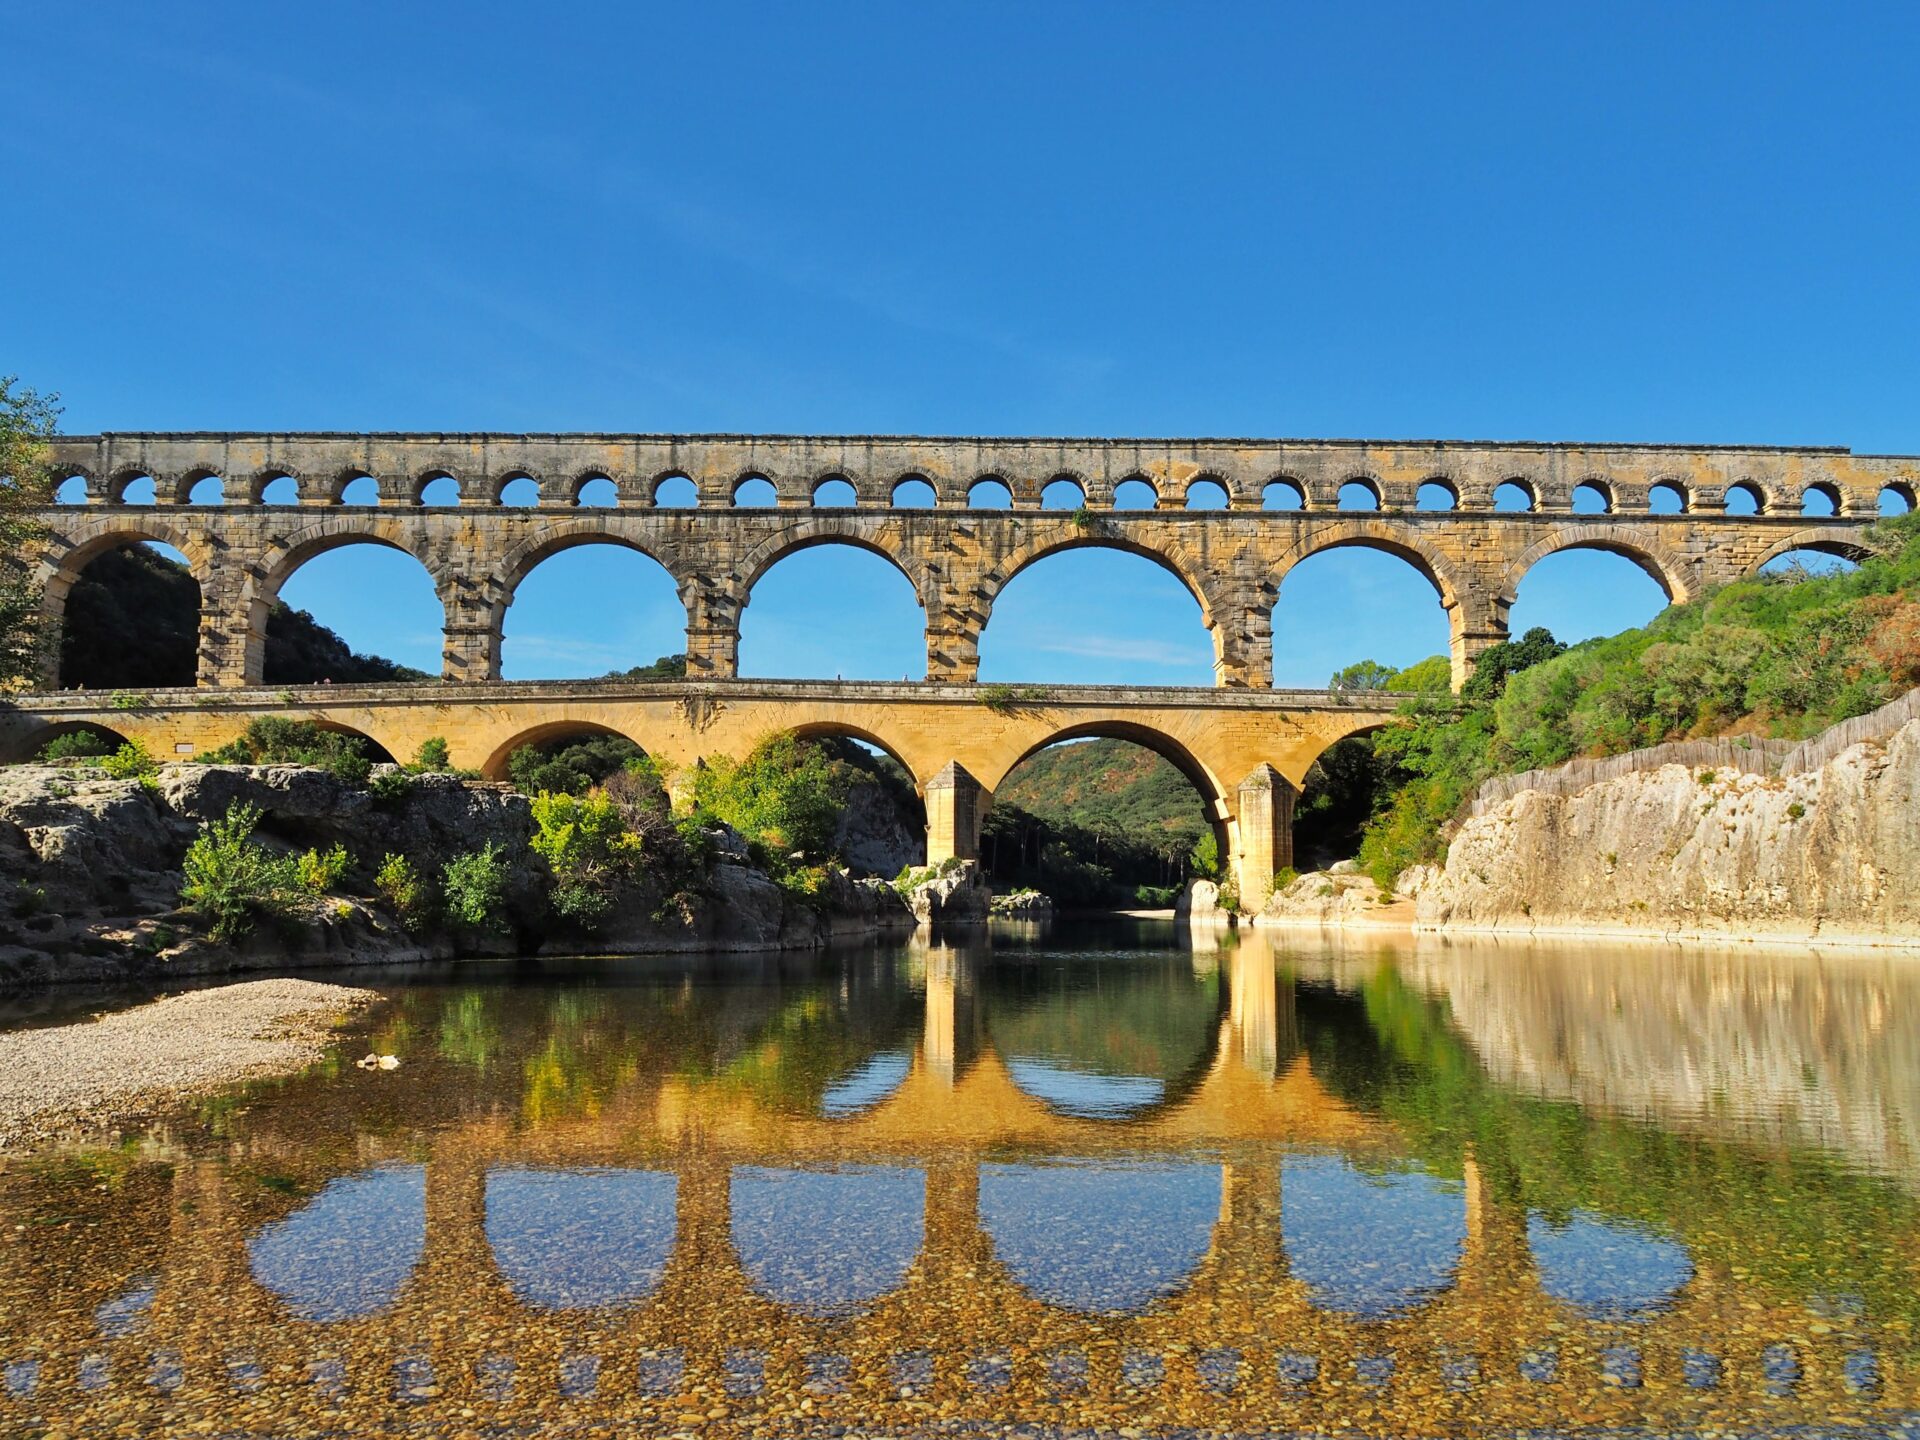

1269,522,1461,610
820,1052,914,1116
485,1168,677,1310
730,1165,925,1317
248,1164,425,1323
1281,1154,1466,1316
1746,529,1875,574
1527,1211,1692,1321
480,720,642,781
979,1160,1221,1313
1503,526,1695,604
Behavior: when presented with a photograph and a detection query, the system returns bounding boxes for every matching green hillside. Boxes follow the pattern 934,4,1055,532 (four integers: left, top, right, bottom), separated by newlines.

59,545,427,688
1357,513,1920,887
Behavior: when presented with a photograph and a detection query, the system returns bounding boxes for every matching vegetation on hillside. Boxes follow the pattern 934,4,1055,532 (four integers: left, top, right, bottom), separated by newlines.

1353,514,1920,888
0,377,59,688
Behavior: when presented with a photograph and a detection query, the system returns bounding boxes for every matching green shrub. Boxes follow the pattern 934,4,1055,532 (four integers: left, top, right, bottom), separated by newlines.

180,802,303,941
413,736,452,772
375,852,432,933
1786,801,1806,820
692,732,845,866
101,740,157,780
38,729,112,762
530,789,640,929
442,844,510,933
199,718,374,785
1272,866,1299,891
507,734,645,796
368,768,414,806
295,844,350,893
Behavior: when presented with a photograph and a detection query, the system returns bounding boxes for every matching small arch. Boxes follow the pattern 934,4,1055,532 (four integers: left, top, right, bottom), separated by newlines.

338,474,380,506
1572,480,1613,514
55,475,89,505
968,476,1014,510
890,475,937,509
301,720,399,766
574,475,618,508
499,476,541,508
1881,483,1916,516
1799,482,1841,517
108,471,156,505
732,474,778,508
186,475,225,505
1493,480,1536,513
1111,477,1158,510
1040,477,1086,510
1724,481,1765,515
417,472,462,507
653,474,698,508
245,470,301,505
1415,480,1457,512
1648,481,1688,514
1336,479,1380,512
482,720,645,784
1263,479,1305,511
1184,478,1230,511
812,475,857,508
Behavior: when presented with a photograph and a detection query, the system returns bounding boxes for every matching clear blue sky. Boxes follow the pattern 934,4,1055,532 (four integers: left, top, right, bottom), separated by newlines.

8,2,1917,686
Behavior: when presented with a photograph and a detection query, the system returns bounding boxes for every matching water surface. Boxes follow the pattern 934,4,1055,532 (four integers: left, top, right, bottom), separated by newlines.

2,920,1917,1436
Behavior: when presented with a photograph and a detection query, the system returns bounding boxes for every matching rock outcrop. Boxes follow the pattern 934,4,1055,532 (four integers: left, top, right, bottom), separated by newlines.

1255,861,1408,927
1174,878,1232,923
0,763,914,989
1417,711,1920,946
900,859,992,924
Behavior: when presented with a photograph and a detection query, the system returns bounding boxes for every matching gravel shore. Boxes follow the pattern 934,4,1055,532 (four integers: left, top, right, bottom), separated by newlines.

0,978,377,1149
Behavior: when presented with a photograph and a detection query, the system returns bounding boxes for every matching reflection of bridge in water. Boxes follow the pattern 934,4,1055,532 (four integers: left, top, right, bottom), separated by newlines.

1,935,1912,1434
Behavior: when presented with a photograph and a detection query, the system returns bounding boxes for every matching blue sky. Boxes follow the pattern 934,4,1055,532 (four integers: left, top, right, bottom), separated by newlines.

9,2,1918,687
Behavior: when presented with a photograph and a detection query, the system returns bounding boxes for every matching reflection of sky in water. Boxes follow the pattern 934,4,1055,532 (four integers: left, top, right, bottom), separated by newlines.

94,1275,156,1338
821,1051,912,1115
1004,1059,1164,1118
248,1164,425,1322
731,1166,924,1316
1281,1155,1465,1317
1528,1211,1692,1320
980,1160,1220,1313
486,1168,677,1310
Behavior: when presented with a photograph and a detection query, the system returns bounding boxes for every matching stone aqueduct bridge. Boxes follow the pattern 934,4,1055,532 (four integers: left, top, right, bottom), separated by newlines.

12,433,1913,888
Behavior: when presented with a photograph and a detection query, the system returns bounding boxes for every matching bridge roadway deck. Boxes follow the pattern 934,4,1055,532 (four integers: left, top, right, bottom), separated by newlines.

0,678,1407,884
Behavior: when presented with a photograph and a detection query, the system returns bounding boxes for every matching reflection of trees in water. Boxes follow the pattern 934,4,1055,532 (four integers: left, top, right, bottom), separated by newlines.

1308,963,1920,1329
984,958,1222,1099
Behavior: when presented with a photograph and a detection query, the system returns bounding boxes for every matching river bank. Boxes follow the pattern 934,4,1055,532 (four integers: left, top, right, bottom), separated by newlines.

0,978,375,1149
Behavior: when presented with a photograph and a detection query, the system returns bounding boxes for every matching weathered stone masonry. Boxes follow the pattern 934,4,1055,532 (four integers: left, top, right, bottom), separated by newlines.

15,432,1914,900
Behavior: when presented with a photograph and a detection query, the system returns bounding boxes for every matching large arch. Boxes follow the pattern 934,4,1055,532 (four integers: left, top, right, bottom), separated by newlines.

480,719,646,783
977,530,1224,631
1745,529,1877,575
729,1164,925,1318
245,525,446,685
733,519,935,608
1500,524,1697,606
1266,522,1462,613
492,530,686,680
738,541,928,682
34,521,210,689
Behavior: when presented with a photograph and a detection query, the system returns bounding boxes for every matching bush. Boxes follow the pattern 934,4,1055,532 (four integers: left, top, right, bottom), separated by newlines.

442,844,509,933
692,732,845,866
101,740,157,780
38,729,112,762
375,852,432,933
199,718,374,785
530,789,640,930
413,736,452,772
295,844,350,894
180,802,303,941
507,734,645,796
368,768,414,806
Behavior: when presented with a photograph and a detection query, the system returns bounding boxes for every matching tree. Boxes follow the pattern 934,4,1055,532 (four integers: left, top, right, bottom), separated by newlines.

1328,658,1396,692
0,378,60,689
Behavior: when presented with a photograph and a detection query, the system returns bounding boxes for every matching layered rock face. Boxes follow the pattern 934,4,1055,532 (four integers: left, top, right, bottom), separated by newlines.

0,764,911,988
1417,715,1920,945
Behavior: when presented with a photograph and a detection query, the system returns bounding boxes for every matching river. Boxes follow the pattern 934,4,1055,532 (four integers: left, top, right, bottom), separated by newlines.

2,919,1916,1436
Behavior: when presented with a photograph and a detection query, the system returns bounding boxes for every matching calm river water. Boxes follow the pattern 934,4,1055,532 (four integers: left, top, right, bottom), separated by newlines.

3,920,1918,1438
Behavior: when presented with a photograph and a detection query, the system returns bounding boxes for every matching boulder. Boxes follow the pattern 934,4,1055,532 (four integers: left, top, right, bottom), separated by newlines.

904,860,991,924
1175,878,1231,922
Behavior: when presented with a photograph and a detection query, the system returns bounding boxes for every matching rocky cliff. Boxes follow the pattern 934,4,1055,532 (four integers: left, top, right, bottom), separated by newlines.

1414,707,1920,946
0,764,911,989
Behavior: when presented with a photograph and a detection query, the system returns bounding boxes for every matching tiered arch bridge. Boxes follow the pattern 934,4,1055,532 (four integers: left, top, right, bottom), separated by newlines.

10,432,1911,892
